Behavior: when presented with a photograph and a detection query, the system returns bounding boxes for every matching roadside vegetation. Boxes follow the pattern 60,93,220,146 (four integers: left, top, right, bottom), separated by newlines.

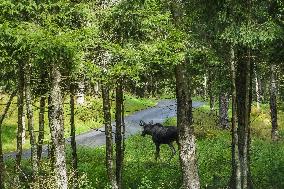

3,104,284,188
0,94,157,153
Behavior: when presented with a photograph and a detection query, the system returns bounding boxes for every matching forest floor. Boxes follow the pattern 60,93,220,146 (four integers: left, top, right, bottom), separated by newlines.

3,98,284,188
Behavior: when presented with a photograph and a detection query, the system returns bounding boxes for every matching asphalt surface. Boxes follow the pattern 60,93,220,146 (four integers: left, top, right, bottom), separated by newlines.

4,99,204,160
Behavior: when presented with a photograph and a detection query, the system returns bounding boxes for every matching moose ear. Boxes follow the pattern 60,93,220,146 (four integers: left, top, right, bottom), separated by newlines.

149,120,153,125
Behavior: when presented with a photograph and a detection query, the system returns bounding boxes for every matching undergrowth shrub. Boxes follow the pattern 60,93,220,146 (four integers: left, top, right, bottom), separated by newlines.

4,161,94,189
251,139,284,189
75,97,103,123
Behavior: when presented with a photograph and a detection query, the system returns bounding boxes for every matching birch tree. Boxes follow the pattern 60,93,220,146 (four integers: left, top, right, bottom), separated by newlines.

269,64,279,141
25,62,38,179
70,82,78,186
16,60,25,174
49,62,68,189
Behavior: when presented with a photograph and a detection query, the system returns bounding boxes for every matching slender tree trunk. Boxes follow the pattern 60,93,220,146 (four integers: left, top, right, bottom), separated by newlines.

102,84,118,189
270,64,279,141
175,63,200,189
232,48,253,189
21,106,26,145
209,96,215,111
254,67,261,110
121,94,126,183
48,140,55,171
230,45,241,189
25,63,38,179
170,2,200,187
37,96,45,162
203,74,208,100
37,70,47,162
47,95,55,169
260,79,269,102
245,4,253,187
115,81,123,189
121,94,125,164
237,50,251,189
219,92,229,129
208,72,215,111
0,91,16,189
94,82,100,98
248,54,253,189
16,61,25,173
70,83,78,187
149,75,152,97
49,63,68,189
76,80,85,105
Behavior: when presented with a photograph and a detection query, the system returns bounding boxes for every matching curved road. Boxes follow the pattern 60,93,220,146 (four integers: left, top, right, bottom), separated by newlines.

4,100,203,159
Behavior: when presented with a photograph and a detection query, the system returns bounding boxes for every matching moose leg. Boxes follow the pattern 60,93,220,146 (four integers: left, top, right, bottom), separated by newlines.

168,143,176,161
155,143,160,161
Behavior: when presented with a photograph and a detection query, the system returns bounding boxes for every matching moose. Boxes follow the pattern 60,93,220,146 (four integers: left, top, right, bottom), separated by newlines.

139,120,178,160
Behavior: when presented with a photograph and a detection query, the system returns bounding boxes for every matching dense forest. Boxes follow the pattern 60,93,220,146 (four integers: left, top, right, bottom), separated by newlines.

0,0,284,189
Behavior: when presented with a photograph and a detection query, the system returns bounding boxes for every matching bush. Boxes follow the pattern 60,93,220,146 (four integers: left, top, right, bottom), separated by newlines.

3,161,95,189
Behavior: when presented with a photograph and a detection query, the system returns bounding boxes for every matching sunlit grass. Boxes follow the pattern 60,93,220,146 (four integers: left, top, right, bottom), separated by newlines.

0,94,157,152
3,103,284,188
2,97,284,188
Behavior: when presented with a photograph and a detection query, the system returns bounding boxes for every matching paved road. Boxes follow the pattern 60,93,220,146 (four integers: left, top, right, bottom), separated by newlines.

4,100,203,159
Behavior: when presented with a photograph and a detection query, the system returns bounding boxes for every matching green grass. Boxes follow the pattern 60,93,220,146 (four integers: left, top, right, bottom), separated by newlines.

123,94,157,116
5,130,283,188
3,100,284,188
163,103,284,188
0,94,157,152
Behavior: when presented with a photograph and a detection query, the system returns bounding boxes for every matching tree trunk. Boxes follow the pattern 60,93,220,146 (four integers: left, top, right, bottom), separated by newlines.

175,63,200,189
49,63,68,189
0,91,16,189
102,84,118,189
230,45,241,189
25,63,38,179
70,83,78,187
219,92,229,129
94,82,100,98
37,70,47,162
37,96,45,162
76,80,85,105
21,106,26,145
47,95,55,169
270,64,279,141
231,47,253,189
260,79,269,102
121,94,125,166
115,81,123,189
16,61,25,173
254,66,261,110
203,74,208,100
208,71,215,111
209,95,215,111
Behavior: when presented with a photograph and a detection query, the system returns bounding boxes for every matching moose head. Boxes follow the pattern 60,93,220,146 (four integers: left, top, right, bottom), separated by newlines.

139,120,154,137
